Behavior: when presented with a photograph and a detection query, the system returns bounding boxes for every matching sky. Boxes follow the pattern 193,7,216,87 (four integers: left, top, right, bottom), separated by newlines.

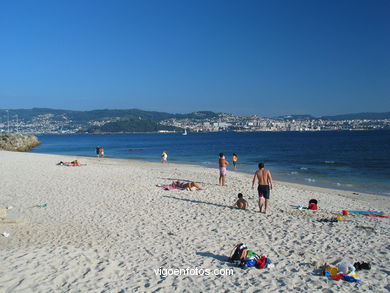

0,0,389,117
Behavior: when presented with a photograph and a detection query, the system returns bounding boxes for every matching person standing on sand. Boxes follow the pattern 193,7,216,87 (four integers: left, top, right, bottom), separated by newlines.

219,153,229,186
99,147,105,158
232,153,238,170
252,162,273,214
96,146,100,157
161,151,168,163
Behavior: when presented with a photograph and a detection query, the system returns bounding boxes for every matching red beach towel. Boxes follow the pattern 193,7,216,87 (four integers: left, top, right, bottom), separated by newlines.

363,214,390,218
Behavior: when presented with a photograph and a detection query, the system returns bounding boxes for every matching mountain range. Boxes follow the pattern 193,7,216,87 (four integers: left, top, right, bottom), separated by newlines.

0,108,389,133
275,112,390,120
2,108,389,121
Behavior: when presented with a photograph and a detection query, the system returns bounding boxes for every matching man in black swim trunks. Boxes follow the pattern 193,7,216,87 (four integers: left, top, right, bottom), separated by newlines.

252,162,273,214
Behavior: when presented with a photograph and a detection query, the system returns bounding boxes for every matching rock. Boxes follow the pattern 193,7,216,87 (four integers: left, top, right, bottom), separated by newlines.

0,133,41,151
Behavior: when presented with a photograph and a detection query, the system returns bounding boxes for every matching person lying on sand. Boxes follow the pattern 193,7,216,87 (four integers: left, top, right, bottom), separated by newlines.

57,160,86,166
172,181,202,191
233,193,248,210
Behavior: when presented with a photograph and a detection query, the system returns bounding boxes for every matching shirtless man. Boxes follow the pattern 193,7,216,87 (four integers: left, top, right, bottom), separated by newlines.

233,193,248,210
218,153,229,186
252,162,273,214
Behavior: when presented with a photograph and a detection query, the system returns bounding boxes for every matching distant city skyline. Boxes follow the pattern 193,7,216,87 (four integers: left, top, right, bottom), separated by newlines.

0,0,389,117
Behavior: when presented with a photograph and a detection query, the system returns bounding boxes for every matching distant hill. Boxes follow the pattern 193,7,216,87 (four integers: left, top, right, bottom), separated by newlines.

0,108,219,123
320,112,390,120
0,108,221,133
1,108,389,133
2,108,389,122
274,112,390,121
86,117,181,133
275,114,317,120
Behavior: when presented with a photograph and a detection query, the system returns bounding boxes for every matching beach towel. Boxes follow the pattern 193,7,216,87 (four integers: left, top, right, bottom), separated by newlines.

349,210,384,215
363,214,389,218
156,184,185,191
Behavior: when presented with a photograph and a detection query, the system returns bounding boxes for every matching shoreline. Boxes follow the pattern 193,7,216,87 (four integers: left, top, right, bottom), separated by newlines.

31,149,389,198
29,129,390,135
32,131,390,197
24,150,390,202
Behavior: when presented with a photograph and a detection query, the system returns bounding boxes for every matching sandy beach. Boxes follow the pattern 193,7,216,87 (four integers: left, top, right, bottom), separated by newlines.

1,151,389,292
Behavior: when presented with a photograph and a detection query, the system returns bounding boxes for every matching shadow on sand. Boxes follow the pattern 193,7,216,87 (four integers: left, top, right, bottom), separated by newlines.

196,252,230,263
162,195,231,209
159,178,207,185
196,252,237,268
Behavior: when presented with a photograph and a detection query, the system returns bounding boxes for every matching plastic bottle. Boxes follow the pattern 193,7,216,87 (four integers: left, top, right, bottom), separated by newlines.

37,203,48,208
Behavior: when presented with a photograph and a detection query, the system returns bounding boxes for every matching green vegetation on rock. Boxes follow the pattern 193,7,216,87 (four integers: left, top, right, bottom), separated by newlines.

86,118,181,133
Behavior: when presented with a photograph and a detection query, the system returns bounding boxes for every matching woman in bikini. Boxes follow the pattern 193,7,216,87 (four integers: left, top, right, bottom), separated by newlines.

58,160,86,166
172,181,202,191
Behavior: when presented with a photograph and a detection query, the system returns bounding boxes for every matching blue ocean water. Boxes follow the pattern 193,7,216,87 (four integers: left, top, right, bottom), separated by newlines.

31,131,390,196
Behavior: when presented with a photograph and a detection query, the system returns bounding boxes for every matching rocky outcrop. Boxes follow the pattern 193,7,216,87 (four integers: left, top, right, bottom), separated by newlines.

0,133,41,151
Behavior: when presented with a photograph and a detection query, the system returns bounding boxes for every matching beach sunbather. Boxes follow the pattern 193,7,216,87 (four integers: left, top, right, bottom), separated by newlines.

172,181,202,191
233,193,248,210
57,160,86,166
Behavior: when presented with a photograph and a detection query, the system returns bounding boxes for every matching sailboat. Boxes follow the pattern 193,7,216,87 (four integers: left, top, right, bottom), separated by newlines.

182,129,187,135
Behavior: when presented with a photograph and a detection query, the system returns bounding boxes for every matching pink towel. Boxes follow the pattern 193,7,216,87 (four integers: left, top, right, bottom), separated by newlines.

156,184,184,191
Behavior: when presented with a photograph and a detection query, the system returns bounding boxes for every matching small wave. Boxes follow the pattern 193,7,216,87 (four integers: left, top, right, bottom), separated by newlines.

336,182,341,186
305,178,316,182
300,167,308,170
325,161,336,164
290,171,298,175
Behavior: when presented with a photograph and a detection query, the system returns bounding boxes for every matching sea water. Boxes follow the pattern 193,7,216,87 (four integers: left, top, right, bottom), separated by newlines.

31,130,390,196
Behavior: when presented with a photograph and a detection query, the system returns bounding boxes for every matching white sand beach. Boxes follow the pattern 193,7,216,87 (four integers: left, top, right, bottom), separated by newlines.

1,151,389,292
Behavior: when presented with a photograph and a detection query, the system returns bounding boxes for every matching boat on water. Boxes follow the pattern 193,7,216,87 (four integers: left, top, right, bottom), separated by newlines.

182,129,187,135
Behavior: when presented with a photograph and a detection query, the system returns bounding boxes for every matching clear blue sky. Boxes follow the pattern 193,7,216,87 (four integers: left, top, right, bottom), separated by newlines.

0,0,389,117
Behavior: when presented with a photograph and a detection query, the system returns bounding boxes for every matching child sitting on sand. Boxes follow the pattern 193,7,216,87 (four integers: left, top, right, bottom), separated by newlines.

233,193,248,210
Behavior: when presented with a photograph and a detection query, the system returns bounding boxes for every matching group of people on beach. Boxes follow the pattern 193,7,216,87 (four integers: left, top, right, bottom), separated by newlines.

158,149,273,213
218,153,238,186
219,152,273,214
96,146,104,158
91,145,272,213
